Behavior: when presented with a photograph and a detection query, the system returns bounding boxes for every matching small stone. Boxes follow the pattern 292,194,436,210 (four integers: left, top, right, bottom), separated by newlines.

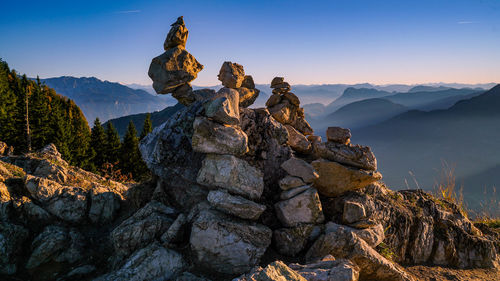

204,88,240,125
270,77,285,87
192,117,248,155
279,175,305,191
164,16,189,50
281,157,318,183
292,116,314,136
312,159,382,197
326,127,351,145
218,61,245,88
280,185,311,200
172,83,195,105
197,154,264,200
285,125,312,154
207,189,266,220
307,135,322,143
275,187,324,227
241,75,256,89
236,87,260,108
343,201,366,224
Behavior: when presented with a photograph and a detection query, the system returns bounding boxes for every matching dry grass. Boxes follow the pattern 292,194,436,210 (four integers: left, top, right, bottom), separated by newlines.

433,161,467,216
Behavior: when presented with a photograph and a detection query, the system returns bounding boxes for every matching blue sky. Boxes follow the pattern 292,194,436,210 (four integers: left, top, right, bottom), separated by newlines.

1,0,499,86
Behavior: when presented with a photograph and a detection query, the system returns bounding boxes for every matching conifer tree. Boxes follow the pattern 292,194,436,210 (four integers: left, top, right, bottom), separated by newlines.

120,121,141,179
89,118,107,172
105,122,121,165
140,113,153,140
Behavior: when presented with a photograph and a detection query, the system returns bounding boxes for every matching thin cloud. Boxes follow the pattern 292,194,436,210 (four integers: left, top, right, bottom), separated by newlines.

457,21,477,24
114,10,141,14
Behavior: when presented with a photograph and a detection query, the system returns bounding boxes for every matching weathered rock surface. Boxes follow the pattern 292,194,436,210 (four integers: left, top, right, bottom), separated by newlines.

285,125,311,154
111,201,176,257
207,189,266,220
342,201,366,224
314,142,377,171
26,226,85,273
312,159,382,197
192,117,248,155
279,175,305,191
289,258,360,281
204,87,240,125
218,61,245,88
0,222,29,274
164,16,188,49
190,210,272,275
95,242,186,281
235,261,307,281
275,187,324,227
326,127,351,145
89,185,123,224
241,75,256,89
306,224,415,281
273,224,320,256
197,154,264,200
280,185,311,200
237,87,260,108
325,222,385,248
149,46,204,94
281,157,318,184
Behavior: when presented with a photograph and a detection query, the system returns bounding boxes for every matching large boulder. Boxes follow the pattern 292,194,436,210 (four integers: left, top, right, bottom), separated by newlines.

192,117,248,155
314,142,377,171
311,159,382,197
275,187,324,227
88,185,123,224
0,222,29,275
197,154,264,200
289,258,360,281
218,61,245,88
207,189,266,220
95,242,186,281
190,210,272,275
24,175,87,223
285,125,311,154
26,226,85,278
149,46,203,94
111,201,177,257
164,16,188,49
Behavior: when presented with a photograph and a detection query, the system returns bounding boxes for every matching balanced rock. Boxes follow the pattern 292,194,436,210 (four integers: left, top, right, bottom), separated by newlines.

149,46,203,94
196,154,264,200
192,117,248,155
241,75,256,89
190,210,272,275
164,16,189,49
326,127,351,145
275,187,324,227
207,189,266,220
218,61,245,88
314,142,377,171
281,157,318,184
265,94,281,107
270,77,284,87
312,159,382,197
236,87,260,108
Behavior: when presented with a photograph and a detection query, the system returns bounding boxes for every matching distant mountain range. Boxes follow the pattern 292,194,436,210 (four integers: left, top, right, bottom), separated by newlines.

41,77,175,123
353,84,500,212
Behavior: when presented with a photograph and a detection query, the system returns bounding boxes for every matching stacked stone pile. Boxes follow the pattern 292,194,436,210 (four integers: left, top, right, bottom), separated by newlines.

0,16,498,281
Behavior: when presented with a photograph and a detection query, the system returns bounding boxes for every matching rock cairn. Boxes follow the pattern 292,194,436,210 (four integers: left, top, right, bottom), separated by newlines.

0,15,498,281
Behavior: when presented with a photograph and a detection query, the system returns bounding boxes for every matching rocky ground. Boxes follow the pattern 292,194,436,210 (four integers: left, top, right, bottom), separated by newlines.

1,16,499,281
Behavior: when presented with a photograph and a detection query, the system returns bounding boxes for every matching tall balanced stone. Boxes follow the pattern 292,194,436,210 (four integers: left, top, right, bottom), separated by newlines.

149,17,204,96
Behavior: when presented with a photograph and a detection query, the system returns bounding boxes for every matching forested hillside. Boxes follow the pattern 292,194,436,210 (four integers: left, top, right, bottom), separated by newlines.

0,59,150,180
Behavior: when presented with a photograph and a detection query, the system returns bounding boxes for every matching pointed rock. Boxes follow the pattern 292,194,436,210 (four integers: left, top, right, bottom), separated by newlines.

164,16,189,50
218,61,245,88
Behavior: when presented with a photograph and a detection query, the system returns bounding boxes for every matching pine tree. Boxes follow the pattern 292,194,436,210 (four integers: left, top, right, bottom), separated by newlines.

89,118,107,172
120,121,141,179
140,113,153,140
105,122,121,165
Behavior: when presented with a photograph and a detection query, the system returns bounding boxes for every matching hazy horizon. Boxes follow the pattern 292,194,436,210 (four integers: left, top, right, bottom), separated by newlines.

1,0,499,86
